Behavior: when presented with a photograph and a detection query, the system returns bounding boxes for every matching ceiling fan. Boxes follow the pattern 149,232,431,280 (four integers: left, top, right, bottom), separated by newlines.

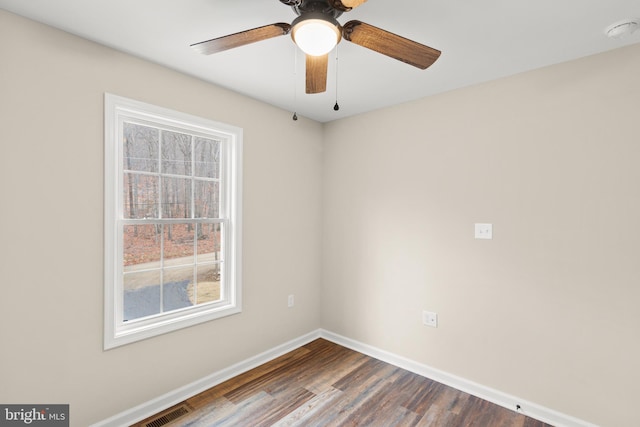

191,0,441,94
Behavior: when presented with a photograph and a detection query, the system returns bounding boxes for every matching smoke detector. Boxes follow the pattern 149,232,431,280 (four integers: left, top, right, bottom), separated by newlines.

605,19,639,39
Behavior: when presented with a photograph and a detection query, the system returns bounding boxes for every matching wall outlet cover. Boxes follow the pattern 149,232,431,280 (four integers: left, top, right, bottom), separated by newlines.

422,310,438,327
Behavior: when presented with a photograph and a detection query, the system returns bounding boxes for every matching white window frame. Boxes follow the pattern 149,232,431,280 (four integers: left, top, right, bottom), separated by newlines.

104,93,242,349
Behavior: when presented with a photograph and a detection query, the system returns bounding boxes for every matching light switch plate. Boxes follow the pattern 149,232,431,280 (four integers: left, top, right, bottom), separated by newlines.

474,223,493,239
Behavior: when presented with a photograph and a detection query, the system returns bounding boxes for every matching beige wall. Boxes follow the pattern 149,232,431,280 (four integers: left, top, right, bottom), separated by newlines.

322,43,640,426
0,10,322,426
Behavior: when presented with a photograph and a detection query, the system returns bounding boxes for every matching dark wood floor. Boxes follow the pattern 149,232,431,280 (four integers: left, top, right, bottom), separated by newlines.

133,339,553,427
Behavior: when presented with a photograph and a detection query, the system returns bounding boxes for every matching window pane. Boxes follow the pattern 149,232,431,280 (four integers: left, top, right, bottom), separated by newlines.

123,173,159,219
123,122,159,173
162,131,192,176
123,270,161,321
163,223,194,264
162,266,194,312
191,264,221,305
195,137,220,179
161,176,192,218
194,180,219,218
197,223,221,263
123,224,161,267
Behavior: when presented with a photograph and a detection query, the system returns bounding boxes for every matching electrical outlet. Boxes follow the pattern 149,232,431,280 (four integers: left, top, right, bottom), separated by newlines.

288,294,295,308
422,310,437,327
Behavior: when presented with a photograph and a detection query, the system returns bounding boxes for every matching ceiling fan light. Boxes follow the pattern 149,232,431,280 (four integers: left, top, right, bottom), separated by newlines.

292,17,341,56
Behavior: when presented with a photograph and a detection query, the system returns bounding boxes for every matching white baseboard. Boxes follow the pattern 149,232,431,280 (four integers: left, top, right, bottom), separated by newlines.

319,329,598,427
92,328,598,427
90,330,321,427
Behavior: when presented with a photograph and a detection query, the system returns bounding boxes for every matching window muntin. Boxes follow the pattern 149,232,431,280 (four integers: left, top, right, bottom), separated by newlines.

105,94,242,349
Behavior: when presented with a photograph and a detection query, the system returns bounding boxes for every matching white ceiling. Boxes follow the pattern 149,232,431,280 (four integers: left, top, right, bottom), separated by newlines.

1,0,639,122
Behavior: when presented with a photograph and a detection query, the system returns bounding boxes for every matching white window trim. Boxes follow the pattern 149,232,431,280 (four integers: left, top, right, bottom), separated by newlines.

104,93,242,350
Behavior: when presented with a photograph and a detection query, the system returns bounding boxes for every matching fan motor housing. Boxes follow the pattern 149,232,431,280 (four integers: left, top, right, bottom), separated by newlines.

291,0,343,19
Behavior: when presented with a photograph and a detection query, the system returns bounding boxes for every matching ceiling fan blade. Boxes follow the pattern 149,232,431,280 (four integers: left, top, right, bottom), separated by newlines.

343,20,441,70
327,0,368,12
191,23,291,55
306,54,328,94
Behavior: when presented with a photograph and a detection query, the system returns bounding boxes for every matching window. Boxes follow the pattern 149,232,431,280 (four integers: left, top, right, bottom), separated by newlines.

104,94,242,349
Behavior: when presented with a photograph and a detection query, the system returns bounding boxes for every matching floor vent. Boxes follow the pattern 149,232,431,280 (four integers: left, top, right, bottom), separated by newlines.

144,404,190,427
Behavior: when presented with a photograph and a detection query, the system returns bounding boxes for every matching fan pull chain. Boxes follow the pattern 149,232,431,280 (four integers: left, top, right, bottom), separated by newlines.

334,46,340,111
293,46,298,121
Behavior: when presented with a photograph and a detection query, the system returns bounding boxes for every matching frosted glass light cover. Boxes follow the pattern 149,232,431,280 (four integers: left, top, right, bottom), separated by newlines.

293,19,340,56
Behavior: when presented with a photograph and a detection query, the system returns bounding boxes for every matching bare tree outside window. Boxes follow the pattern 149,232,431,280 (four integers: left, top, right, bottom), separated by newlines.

122,122,223,322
